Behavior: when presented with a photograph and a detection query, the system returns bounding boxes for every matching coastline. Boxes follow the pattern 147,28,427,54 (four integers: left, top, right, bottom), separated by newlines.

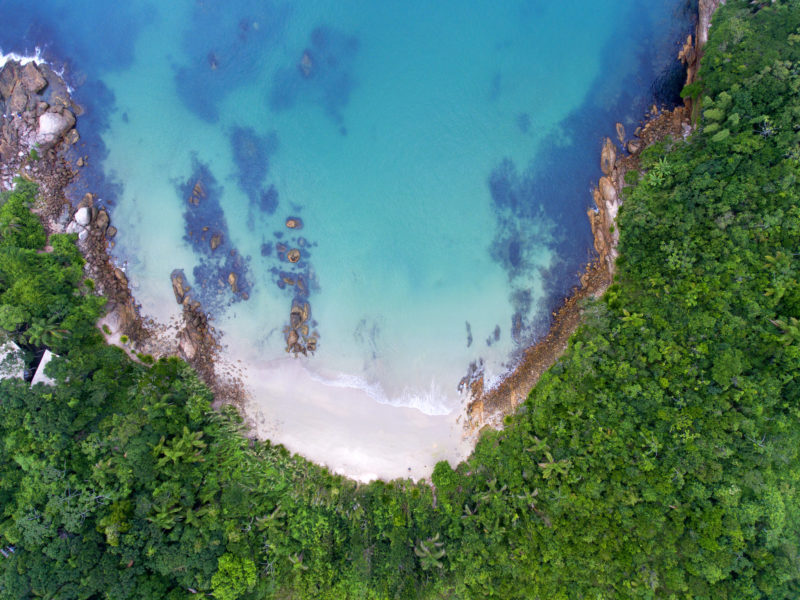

0,56,235,403
0,0,723,480
465,0,725,430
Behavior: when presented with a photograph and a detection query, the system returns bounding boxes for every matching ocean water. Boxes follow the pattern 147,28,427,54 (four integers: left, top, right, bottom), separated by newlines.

1,0,694,477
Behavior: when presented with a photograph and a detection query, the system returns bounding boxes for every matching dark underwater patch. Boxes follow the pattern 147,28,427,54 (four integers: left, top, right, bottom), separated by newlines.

174,0,291,122
0,2,152,213
486,1,694,347
177,156,251,311
268,25,359,126
229,126,279,200
258,185,279,215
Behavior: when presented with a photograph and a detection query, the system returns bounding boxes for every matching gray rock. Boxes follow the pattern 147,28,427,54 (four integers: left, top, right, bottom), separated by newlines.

20,63,47,94
74,206,91,226
34,110,76,148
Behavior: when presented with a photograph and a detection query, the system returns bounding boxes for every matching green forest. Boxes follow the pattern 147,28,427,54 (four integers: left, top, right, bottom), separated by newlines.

1,1,799,597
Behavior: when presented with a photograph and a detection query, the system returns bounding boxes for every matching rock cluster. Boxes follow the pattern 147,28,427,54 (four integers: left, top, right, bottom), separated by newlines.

284,299,318,355
469,1,726,430
0,60,78,177
170,268,219,363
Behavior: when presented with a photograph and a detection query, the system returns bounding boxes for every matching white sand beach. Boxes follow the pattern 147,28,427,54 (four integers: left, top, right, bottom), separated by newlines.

240,357,474,482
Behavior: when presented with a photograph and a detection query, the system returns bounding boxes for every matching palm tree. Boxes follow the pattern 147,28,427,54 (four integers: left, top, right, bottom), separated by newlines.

24,316,68,348
414,534,446,570
0,216,22,240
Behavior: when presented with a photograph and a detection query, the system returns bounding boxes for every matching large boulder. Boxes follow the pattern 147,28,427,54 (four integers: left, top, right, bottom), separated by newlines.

600,137,616,176
74,206,91,226
34,110,76,148
0,63,18,99
171,270,190,304
94,209,109,233
20,63,47,94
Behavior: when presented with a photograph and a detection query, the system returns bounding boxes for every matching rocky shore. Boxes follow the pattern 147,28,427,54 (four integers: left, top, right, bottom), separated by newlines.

0,57,241,405
0,0,726,444
465,0,725,429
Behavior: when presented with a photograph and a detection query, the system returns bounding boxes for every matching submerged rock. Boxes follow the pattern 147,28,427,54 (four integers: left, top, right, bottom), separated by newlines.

299,51,314,78
600,137,616,176
210,233,222,251
615,122,626,145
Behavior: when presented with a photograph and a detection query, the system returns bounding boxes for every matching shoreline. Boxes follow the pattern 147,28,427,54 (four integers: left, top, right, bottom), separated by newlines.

0,0,723,480
465,0,725,430
0,56,237,404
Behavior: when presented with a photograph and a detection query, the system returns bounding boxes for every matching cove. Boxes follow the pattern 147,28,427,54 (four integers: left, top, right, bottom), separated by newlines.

0,0,694,481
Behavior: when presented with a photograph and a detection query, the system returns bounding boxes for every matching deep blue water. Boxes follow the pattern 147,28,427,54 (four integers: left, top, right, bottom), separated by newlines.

1,0,694,476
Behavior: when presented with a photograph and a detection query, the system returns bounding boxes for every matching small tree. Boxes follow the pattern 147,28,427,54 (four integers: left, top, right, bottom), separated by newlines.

211,553,257,600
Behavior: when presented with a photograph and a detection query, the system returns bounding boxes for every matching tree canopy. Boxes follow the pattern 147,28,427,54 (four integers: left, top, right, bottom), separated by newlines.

1,1,799,598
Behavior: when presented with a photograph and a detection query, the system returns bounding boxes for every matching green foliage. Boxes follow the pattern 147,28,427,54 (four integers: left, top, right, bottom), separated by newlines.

1,2,799,599
0,180,45,250
211,553,257,600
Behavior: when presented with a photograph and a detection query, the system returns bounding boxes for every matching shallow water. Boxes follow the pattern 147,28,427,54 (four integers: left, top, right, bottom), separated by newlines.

1,0,694,479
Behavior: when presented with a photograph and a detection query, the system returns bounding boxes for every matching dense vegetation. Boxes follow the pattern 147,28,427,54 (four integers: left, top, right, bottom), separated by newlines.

1,1,799,597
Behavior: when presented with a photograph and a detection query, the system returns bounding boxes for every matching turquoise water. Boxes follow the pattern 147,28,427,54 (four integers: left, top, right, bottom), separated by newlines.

2,1,693,468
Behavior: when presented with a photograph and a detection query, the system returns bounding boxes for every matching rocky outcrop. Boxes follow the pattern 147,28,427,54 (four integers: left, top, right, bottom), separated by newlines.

469,1,725,431
679,0,726,114
0,60,79,190
284,299,317,355
20,62,48,94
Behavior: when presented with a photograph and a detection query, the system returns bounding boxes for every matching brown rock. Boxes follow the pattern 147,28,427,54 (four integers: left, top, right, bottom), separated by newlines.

285,217,303,229
599,176,618,206
171,272,188,303
66,128,79,145
95,209,109,232
179,330,197,360
20,63,47,94
76,156,84,167
0,63,18,99
227,272,238,293
210,233,222,251
626,139,642,155
600,137,616,176
615,122,625,145
113,268,128,286
8,83,28,114
106,225,118,239
289,301,309,328
287,248,301,263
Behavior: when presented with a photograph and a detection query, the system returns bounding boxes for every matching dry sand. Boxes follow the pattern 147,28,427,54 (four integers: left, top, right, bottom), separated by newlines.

239,356,474,482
